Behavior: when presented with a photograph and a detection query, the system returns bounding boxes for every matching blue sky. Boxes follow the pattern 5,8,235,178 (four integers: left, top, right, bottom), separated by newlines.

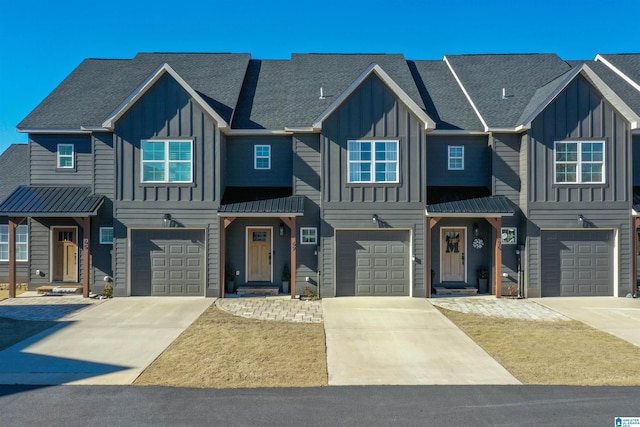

1,0,639,154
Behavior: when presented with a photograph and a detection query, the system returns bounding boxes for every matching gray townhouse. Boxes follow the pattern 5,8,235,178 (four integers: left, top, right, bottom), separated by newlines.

2,52,640,299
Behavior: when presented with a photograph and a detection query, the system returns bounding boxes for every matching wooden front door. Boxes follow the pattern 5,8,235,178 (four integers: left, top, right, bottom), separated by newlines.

247,228,271,282
53,228,77,282
441,228,465,282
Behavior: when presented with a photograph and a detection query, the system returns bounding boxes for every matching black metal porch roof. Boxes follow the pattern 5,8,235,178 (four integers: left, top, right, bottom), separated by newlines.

426,195,515,217
0,186,104,216
218,195,305,216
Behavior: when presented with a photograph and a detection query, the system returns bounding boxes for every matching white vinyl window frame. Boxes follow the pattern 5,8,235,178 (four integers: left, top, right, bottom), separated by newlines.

347,140,399,183
300,227,318,245
501,227,517,245
448,145,464,170
99,227,114,245
554,140,605,184
141,139,193,183
0,224,28,262
57,144,75,169
254,145,271,170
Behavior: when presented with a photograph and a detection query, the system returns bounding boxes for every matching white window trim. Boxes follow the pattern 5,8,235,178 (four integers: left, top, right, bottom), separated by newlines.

448,145,464,170
501,227,517,245
57,143,75,169
0,224,28,262
99,227,114,245
553,140,605,184
300,227,318,245
347,140,399,183
254,145,271,170
141,139,193,183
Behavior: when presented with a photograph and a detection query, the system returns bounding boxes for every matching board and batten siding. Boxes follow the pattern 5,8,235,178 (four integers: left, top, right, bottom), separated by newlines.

321,74,425,205
293,133,321,287
524,75,634,297
426,135,491,188
114,73,220,205
29,134,93,186
226,136,293,187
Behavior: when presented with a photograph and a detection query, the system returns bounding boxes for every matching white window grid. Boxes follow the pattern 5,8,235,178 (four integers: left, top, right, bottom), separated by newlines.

348,140,399,183
300,227,318,245
99,227,114,244
254,145,271,170
141,140,193,183
0,225,28,261
57,144,75,168
448,145,464,170
554,141,605,184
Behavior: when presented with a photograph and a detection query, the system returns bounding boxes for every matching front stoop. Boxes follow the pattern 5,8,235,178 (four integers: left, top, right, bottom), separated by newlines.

433,286,478,296
235,285,280,297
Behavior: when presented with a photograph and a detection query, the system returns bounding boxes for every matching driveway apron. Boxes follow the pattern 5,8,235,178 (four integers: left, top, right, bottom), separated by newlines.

0,297,213,385
323,297,520,385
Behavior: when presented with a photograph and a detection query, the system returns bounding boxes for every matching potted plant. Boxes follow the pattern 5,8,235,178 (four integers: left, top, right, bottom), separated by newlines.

225,263,236,294
477,268,489,294
281,263,291,294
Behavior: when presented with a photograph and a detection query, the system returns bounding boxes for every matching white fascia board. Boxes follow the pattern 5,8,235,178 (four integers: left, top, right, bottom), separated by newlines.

633,208,639,217
80,126,110,132
226,129,293,136
518,66,583,130
486,127,521,133
311,64,436,131
283,127,318,133
102,63,229,130
18,128,91,134
443,56,489,132
596,54,640,93
427,129,489,136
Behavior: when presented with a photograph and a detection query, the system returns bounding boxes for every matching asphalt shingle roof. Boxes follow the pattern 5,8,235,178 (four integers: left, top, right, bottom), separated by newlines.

0,186,104,216
0,145,29,203
599,54,640,86
585,60,640,117
19,53,251,130
444,54,573,128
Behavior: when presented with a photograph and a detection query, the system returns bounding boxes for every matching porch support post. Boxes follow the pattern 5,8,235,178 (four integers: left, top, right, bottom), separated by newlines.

634,218,640,295
73,217,91,298
426,217,441,298
8,217,25,299
220,217,236,298
486,217,503,298
280,216,297,299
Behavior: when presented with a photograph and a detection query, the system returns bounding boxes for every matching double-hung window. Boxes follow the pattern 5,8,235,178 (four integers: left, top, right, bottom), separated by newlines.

141,140,193,183
254,145,271,169
57,144,75,168
554,141,605,184
348,140,398,183
0,225,28,261
448,146,464,170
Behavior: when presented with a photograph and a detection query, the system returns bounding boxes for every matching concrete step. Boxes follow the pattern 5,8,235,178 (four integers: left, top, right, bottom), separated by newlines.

235,285,280,296
433,287,478,296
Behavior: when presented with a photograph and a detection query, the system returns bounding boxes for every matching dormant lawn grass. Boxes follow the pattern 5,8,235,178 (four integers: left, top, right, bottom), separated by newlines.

437,307,640,385
134,303,327,388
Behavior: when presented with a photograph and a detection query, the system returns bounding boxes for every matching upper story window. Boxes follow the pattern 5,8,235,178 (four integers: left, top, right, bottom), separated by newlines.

57,144,75,168
100,227,114,245
554,141,605,184
141,140,193,183
254,145,271,169
348,140,399,183
448,146,464,170
0,225,28,261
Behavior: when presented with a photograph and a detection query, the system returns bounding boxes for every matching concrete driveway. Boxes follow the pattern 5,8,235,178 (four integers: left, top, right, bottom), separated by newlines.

0,297,213,385
534,297,640,347
323,297,520,385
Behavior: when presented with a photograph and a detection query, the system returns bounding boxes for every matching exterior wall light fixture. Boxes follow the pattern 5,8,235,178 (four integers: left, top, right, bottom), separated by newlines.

372,214,378,224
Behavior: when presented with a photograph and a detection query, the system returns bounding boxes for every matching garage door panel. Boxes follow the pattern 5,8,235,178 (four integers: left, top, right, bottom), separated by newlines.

336,230,410,296
131,229,205,296
541,230,612,297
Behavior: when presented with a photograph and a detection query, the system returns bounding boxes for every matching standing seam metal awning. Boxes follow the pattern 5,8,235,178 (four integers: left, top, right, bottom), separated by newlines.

426,195,515,217
218,195,304,217
0,186,104,216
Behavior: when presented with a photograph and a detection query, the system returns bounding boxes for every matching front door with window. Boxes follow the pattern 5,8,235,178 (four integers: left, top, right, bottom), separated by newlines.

247,228,271,282
441,228,465,282
53,228,77,282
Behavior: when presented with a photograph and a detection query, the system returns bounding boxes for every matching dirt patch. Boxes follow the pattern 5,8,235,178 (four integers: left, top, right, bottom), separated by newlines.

437,307,640,385
134,303,327,388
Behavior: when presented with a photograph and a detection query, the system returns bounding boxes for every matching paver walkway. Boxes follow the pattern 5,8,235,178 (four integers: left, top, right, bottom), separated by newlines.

429,296,570,321
216,296,323,323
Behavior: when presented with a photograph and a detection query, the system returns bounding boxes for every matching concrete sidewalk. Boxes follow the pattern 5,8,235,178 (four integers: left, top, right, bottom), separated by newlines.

0,297,213,385
323,297,520,385
534,297,640,347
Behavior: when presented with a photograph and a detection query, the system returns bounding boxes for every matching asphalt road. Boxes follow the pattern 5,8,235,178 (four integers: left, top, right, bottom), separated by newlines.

0,385,637,426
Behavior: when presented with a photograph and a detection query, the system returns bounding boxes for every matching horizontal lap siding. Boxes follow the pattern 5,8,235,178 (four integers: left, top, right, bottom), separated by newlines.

92,133,114,291
29,134,93,186
427,136,491,188
226,136,293,187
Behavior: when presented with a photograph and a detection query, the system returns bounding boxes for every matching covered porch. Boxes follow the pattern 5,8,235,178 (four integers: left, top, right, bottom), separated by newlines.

426,194,515,298
0,186,104,298
218,190,304,298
